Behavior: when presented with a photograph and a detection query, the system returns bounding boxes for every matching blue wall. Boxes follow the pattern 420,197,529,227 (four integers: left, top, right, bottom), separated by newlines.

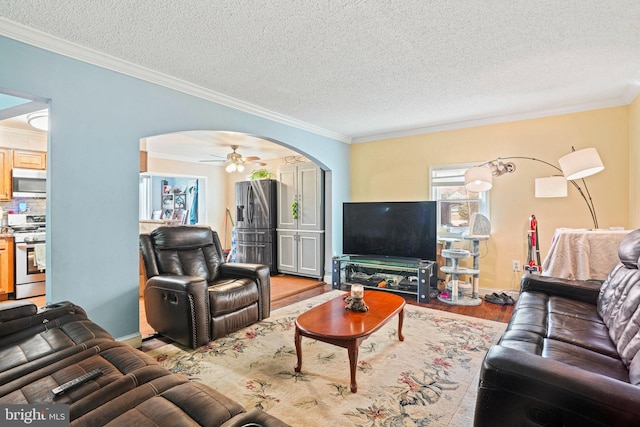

0,36,350,339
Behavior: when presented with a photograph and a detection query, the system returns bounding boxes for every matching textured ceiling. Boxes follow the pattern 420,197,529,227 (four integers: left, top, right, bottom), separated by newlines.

1,1,640,143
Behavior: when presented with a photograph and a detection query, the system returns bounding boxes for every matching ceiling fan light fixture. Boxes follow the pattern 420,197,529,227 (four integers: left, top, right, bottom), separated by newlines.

225,163,236,173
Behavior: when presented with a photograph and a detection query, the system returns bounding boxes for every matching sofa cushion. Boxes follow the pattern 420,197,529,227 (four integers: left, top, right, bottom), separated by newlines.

547,312,618,358
542,339,628,381
596,229,640,374
0,299,290,427
549,296,605,323
111,382,245,427
0,341,161,403
74,379,245,427
499,330,543,354
208,278,259,316
0,315,113,385
628,349,640,384
618,229,640,269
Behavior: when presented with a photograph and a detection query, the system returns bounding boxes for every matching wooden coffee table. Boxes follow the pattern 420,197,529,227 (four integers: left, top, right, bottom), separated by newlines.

294,290,405,393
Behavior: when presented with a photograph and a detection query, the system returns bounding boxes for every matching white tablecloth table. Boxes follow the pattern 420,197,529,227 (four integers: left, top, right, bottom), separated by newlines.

541,228,631,281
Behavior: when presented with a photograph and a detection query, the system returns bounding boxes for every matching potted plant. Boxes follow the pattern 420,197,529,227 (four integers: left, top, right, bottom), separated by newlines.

250,168,273,180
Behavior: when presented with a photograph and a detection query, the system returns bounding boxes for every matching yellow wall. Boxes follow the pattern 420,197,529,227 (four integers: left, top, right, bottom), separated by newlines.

630,94,640,229
351,106,630,291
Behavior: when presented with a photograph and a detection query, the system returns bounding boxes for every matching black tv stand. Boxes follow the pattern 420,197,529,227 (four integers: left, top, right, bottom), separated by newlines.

331,255,435,303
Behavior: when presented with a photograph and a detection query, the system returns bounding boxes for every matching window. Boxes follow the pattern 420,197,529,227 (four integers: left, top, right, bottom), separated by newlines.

139,175,151,220
430,164,489,234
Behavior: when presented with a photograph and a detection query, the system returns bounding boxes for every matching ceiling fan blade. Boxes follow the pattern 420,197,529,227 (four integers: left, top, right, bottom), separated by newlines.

198,159,225,163
243,156,261,162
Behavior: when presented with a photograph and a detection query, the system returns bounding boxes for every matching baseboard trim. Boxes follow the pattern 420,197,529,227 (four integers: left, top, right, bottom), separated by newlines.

117,332,143,349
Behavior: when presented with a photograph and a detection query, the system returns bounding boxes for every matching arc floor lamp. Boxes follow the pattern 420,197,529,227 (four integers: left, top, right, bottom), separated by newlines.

463,147,604,229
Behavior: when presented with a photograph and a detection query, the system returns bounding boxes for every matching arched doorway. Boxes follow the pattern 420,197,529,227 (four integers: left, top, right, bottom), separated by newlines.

139,130,332,334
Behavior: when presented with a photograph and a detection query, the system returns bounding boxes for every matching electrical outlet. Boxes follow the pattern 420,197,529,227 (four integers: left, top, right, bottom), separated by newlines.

512,260,521,272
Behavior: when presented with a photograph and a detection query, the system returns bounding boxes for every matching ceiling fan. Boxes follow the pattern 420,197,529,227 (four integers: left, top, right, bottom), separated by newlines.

199,145,261,172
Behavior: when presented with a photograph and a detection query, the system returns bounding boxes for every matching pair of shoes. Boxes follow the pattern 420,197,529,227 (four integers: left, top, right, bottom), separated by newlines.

483,292,515,305
499,292,515,305
484,293,505,305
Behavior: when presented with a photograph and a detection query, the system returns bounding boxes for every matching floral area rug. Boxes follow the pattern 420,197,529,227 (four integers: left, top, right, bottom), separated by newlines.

146,290,506,426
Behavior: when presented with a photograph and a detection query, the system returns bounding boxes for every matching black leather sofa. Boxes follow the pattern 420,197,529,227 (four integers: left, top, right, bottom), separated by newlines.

475,228,640,427
0,299,289,426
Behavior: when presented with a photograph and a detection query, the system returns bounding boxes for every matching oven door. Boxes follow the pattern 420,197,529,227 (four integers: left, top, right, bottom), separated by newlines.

15,242,46,284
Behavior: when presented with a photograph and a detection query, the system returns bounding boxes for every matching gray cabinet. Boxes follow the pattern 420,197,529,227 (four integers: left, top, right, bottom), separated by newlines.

277,230,325,279
276,163,324,278
277,163,323,230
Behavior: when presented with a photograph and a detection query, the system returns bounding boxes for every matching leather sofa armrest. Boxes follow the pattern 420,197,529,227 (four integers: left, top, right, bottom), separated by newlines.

146,274,208,292
476,346,640,426
0,301,89,338
220,263,270,319
221,408,292,427
520,274,602,304
0,300,37,322
219,262,269,278
144,275,210,348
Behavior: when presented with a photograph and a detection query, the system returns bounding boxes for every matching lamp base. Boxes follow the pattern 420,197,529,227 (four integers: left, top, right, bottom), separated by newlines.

344,295,369,312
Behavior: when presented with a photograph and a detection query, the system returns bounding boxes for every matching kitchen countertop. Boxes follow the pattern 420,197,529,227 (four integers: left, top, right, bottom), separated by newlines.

140,219,182,234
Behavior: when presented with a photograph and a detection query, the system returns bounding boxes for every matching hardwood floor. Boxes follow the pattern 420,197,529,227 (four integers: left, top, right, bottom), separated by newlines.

272,282,514,323
25,274,514,351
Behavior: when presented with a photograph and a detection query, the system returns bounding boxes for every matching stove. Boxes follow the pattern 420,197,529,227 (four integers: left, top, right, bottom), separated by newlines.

8,214,46,299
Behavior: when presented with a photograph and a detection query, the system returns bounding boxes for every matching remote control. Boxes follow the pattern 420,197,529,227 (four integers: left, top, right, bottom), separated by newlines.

52,369,103,395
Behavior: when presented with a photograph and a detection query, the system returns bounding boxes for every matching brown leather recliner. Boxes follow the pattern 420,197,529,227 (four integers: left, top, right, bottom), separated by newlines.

139,225,270,348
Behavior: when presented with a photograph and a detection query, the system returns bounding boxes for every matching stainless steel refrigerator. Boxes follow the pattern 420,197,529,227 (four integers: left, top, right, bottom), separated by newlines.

235,179,277,274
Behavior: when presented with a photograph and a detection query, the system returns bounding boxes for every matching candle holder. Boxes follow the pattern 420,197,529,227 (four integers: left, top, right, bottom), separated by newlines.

344,284,369,312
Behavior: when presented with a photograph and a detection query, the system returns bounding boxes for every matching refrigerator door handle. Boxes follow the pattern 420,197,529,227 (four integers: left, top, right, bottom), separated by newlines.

247,185,254,225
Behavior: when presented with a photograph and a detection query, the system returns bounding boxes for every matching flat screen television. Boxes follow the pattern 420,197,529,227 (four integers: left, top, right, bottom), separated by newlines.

342,201,437,261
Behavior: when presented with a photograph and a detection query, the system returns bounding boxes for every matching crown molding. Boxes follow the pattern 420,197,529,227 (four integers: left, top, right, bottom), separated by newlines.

0,18,352,144
352,96,634,143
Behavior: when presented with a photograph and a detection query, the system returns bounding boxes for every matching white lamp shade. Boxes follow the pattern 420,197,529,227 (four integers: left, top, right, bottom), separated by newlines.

225,163,236,173
464,166,492,192
535,176,568,198
558,148,604,180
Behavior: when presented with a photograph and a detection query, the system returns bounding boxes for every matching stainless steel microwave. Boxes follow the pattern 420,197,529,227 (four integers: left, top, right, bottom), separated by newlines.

12,168,46,198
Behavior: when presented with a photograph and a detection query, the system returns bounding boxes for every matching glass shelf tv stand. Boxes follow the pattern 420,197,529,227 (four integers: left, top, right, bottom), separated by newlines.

331,255,435,303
